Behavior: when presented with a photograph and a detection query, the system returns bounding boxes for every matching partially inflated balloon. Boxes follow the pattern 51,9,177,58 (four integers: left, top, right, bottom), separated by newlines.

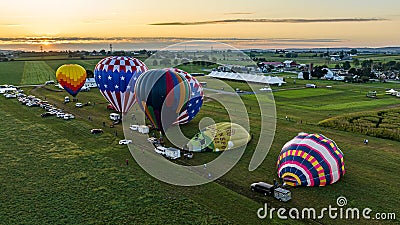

187,122,251,152
173,68,204,124
135,69,191,131
56,64,87,97
276,133,345,187
94,56,148,113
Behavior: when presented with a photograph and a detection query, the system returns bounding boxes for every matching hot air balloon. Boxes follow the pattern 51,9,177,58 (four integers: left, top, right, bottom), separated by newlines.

94,56,148,113
173,68,204,124
276,133,345,187
56,64,87,97
134,69,191,131
187,122,251,152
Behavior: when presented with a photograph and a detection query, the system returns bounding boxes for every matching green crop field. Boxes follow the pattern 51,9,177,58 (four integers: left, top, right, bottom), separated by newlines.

0,61,25,84
45,59,100,71
320,108,400,141
1,59,399,224
21,61,55,85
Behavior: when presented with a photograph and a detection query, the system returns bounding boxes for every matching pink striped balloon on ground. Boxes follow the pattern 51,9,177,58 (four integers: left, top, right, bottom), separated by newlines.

277,133,345,187
94,56,148,113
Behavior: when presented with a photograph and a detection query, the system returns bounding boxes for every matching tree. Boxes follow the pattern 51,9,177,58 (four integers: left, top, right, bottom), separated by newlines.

350,49,358,55
362,59,373,69
335,64,341,69
343,61,351,70
312,66,328,79
353,58,360,67
86,70,94,78
173,59,179,65
348,68,358,75
152,60,158,67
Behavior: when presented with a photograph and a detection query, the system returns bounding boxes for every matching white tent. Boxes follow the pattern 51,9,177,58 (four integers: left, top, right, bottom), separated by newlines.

207,71,286,85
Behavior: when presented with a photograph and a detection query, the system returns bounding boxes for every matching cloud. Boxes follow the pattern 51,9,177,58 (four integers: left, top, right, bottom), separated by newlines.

224,12,253,15
149,18,387,25
0,37,345,45
0,24,22,27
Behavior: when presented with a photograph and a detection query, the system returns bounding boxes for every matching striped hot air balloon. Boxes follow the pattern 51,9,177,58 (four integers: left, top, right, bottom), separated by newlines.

277,133,345,187
56,64,87,97
134,69,191,131
94,56,148,113
172,68,204,125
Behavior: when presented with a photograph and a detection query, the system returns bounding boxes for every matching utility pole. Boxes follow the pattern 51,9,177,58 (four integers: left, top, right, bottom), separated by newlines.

110,44,113,55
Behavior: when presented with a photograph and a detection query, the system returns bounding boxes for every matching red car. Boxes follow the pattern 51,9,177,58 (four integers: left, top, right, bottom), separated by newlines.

107,104,116,110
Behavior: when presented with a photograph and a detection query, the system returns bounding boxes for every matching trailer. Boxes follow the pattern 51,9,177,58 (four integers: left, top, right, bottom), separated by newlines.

154,146,181,160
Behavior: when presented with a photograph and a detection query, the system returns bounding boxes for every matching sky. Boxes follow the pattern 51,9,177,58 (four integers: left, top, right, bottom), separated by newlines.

0,0,399,50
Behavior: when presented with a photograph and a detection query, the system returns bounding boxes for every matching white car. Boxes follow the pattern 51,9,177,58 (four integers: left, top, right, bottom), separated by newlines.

56,112,65,118
5,94,16,98
259,87,272,92
129,125,139,131
63,114,75,120
75,103,83,108
119,139,132,145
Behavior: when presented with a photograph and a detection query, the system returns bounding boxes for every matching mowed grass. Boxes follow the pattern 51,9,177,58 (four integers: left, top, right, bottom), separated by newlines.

0,61,25,85
1,59,400,224
177,77,400,224
273,88,342,98
21,61,55,85
0,92,280,225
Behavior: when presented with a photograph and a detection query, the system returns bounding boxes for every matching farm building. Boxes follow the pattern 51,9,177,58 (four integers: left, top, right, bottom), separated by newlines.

283,60,299,68
260,62,284,68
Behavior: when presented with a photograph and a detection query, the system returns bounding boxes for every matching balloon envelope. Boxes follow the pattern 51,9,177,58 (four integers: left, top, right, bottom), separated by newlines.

276,133,345,187
94,56,148,113
56,64,87,97
173,68,204,124
135,69,191,131
187,122,251,152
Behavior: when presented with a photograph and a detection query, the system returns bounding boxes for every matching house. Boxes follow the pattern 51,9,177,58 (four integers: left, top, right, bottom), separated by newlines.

84,78,97,88
283,60,299,68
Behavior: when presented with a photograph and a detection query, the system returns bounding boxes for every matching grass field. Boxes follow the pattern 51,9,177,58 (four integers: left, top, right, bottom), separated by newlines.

1,59,400,224
21,61,55,85
0,88,276,225
0,61,25,84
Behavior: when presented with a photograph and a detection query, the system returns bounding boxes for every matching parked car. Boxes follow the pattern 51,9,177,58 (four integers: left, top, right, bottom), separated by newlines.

64,96,70,103
56,112,65,118
259,87,272,92
45,80,55,85
41,112,53,118
81,86,90,92
63,114,75,120
107,104,116,110
119,139,132,145
91,129,104,134
250,182,274,196
5,94,16,99
110,113,121,121
75,103,83,108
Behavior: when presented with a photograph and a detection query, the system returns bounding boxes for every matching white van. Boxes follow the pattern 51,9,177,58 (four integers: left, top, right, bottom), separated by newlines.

110,113,121,121
64,96,70,103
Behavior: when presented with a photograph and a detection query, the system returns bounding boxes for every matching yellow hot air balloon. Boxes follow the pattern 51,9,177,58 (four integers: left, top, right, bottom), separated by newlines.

56,64,87,97
187,122,251,152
